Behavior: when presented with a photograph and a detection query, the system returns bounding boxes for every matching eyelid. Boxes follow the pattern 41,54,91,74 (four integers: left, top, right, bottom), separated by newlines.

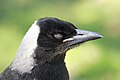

54,33,63,39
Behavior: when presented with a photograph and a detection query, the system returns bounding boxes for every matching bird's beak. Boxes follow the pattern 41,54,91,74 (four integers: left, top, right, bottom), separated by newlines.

63,29,103,44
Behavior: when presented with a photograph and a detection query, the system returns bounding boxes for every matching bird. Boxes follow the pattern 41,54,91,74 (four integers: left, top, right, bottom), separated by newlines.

0,17,102,80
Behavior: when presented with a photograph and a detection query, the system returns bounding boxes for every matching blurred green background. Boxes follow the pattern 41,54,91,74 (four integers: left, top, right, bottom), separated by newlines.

0,0,120,80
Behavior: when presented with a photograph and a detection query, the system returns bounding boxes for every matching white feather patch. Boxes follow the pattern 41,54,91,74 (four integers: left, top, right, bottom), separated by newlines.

10,20,40,74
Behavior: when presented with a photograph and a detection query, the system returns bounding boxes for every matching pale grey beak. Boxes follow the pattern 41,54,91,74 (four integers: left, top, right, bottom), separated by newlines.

63,29,103,43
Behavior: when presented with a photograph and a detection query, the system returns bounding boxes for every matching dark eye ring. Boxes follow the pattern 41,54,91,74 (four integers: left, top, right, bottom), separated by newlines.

54,33,63,39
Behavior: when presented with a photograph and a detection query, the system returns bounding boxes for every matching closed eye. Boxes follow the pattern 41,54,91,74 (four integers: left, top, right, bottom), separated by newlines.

54,33,63,39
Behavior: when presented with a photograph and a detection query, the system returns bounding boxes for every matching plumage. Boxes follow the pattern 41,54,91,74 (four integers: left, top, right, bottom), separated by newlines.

0,17,102,80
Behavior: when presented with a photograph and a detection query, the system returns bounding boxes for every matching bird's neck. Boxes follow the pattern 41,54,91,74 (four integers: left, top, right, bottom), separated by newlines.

31,54,69,80
37,53,66,65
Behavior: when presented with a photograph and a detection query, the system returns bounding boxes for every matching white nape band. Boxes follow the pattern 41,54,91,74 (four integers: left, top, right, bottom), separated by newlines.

10,20,40,74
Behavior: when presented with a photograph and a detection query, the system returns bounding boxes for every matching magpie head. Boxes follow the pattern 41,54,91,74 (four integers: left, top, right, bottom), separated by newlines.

36,18,77,50
35,17,103,62
10,17,102,73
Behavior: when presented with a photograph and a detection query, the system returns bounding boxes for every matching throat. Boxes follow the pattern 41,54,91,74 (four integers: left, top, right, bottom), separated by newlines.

46,54,66,65
31,54,69,80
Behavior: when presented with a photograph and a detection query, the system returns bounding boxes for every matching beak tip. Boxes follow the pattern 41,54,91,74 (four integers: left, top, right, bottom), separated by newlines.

99,34,103,38
92,32,103,39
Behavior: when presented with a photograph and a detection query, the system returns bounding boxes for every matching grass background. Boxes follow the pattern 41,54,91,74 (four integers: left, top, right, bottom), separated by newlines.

0,0,120,80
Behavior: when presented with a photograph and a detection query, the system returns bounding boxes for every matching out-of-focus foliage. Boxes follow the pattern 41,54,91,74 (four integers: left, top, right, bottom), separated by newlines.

0,0,120,80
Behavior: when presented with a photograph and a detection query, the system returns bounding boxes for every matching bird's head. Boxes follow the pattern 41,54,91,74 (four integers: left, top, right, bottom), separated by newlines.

10,17,102,73
34,17,102,62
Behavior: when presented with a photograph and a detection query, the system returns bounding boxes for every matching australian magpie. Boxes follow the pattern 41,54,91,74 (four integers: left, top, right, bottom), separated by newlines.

0,17,102,80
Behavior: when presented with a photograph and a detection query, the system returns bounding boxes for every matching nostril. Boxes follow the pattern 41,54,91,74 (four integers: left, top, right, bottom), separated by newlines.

78,34,84,36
